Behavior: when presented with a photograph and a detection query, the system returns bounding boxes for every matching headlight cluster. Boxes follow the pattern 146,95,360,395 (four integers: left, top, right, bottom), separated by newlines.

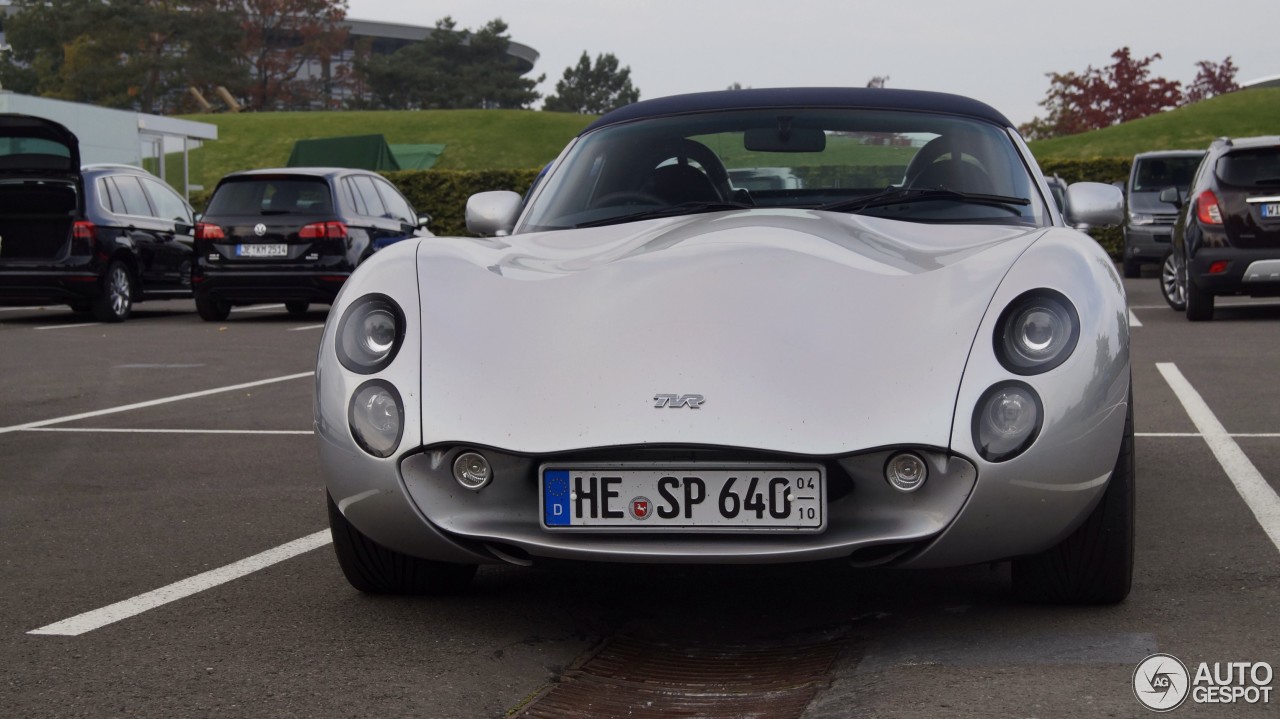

1128,211,1154,226
348,380,403,458
972,382,1043,462
993,289,1079,376
338,294,407,458
972,289,1079,462
337,294,405,374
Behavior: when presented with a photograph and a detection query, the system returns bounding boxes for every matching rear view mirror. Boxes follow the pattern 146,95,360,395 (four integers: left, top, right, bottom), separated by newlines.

744,127,826,153
1158,187,1183,207
465,191,522,237
1065,182,1123,228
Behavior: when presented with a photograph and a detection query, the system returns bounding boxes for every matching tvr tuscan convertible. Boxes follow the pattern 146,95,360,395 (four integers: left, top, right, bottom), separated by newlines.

316,88,1132,604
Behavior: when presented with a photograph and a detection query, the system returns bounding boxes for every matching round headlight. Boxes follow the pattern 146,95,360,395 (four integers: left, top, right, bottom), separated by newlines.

348,380,404,458
994,289,1079,375
336,294,405,374
972,381,1043,462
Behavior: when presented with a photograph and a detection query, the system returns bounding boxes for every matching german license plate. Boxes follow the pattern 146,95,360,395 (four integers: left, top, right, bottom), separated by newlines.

540,464,825,532
236,243,287,258
1262,203,1280,218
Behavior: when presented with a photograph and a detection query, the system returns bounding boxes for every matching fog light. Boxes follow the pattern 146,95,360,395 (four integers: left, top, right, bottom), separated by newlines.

453,451,492,490
885,452,927,492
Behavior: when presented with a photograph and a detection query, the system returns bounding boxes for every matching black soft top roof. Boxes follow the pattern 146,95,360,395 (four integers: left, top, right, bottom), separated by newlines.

583,87,1013,134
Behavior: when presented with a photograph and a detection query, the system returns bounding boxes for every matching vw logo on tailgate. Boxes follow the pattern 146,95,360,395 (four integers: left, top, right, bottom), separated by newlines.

253,223,267,236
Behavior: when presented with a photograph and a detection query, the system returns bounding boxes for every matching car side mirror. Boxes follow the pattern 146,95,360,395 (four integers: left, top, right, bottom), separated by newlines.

1158,187,1183,207
416,214,432,229
1065,182,1123,228
465,191,522,237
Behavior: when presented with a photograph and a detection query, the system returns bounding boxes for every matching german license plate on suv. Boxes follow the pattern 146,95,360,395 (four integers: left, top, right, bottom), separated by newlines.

236,243,287,258
1262,203,1280,219
540,464,825,532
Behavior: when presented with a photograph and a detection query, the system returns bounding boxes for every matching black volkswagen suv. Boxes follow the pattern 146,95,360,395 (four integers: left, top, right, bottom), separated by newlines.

192,168,429,321
0,114,195,322
1163,136,1280,321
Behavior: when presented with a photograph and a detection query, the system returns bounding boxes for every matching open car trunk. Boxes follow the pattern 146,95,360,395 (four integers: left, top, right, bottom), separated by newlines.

0,114,82,263
0,180,77,261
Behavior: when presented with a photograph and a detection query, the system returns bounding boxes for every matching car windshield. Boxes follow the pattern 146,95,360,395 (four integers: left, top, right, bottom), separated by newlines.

1132,156,1202,192
519,108,1046,232
206,177,334,216
1216,148,1280,187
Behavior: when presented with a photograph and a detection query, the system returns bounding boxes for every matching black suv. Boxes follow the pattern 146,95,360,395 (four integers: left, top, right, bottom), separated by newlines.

192,168,429,321
1162,137,1280,321
0,114,195,322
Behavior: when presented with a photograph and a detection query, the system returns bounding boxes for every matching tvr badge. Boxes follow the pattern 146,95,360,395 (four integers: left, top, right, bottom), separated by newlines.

654,393,705,409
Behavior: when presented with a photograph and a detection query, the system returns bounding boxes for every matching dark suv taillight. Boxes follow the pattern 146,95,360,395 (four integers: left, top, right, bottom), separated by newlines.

299,221,348,240
71,220,96,254
196,222,226,240
1196,190,1224,225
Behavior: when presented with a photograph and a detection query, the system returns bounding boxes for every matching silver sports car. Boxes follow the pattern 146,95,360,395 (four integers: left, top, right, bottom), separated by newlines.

316,88,1131,604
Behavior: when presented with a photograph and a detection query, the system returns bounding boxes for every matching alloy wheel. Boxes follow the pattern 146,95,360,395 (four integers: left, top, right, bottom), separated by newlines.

1161,254,1185,309
108,264,132,316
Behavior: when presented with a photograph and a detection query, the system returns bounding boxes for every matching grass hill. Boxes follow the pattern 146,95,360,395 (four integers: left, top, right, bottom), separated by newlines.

177,109,595,192
1028,87,1280,160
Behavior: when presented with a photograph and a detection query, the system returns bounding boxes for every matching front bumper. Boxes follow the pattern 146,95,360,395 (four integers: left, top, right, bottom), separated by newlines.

1123,225,1174,262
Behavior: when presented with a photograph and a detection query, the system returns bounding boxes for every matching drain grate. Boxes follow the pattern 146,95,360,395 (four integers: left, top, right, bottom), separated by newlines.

515,634,842,718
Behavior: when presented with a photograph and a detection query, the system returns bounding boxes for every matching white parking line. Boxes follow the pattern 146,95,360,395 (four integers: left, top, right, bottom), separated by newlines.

28,531,332,636
1158,362,1280,554
0,371,314,435
288,324,326,332
1128,310,1142,328
1139,432,1280,438
34,322,102,331
0,305,57,312
21,428,313,435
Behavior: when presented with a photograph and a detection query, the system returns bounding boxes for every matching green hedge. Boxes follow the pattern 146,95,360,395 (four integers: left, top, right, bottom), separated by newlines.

1037,156,1131,259
385,169,542,237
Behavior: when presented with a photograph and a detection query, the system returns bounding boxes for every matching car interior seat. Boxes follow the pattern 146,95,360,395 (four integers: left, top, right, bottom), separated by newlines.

649,163,722,204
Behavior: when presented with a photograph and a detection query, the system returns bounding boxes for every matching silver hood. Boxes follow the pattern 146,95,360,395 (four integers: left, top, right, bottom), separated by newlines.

417,209,1045,455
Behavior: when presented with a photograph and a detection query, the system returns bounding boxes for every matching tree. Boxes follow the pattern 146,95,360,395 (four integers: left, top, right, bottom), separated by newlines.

238,0,349,110
355,17,542,110
1024,47,1183,138
865,75,889,89
543,52,639,114
0,0,246,114
1185,56,1239,104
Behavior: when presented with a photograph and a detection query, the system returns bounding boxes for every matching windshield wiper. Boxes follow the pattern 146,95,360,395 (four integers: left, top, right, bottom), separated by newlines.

574,200,753,229
816,187,1030,214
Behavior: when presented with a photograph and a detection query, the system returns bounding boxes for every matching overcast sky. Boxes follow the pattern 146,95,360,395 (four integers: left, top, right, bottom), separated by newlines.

346,0,1276,126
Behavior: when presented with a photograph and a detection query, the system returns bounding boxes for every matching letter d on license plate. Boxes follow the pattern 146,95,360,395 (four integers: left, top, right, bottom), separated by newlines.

540,464,825,532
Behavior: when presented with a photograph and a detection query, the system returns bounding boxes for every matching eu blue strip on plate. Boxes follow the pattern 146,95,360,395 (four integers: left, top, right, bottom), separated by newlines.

544,470,571,526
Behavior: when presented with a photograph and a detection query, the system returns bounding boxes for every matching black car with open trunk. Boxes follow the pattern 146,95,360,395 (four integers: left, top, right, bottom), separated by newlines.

0,114,195,322
192,168,429,321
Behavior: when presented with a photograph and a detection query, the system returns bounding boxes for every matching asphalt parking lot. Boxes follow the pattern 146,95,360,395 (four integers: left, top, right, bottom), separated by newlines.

2,270,1278,719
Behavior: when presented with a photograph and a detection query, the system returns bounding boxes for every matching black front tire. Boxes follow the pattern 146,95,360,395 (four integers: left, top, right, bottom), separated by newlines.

1012,392,1134,604
1185,277,1214,321
327,493,477,595
91,260,134,322
195,292,231,322
285,301,309,316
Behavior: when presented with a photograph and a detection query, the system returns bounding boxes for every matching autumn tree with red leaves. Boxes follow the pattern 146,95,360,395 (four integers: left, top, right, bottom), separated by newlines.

239,0,349,110
1185,56,1239,104
1021,47,1184,139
